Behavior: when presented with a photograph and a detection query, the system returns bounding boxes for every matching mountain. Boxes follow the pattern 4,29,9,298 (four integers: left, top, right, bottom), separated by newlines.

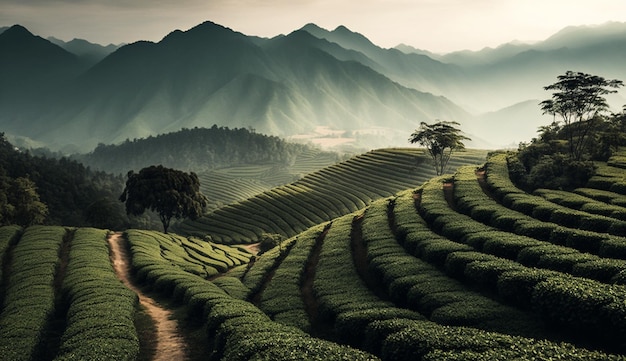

0,25,84,130
1,21,626,152
2,21,468,152
48,36,120,66
298,23,466,97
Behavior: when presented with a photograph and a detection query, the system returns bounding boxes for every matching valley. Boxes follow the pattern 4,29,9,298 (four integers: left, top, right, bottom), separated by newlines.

2,17,626,361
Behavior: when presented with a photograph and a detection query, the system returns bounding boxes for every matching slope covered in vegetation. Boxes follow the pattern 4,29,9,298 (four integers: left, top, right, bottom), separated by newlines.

4,146,626,359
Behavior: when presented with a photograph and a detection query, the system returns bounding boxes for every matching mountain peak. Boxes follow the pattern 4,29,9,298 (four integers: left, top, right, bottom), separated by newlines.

1,24,34,39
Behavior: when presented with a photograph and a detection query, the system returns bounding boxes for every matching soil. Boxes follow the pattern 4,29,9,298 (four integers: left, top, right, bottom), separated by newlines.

108,233,188,361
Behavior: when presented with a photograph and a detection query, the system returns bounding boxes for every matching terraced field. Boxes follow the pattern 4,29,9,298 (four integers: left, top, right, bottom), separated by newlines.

178,148,488,243
198,148,342,210
4,148,626,359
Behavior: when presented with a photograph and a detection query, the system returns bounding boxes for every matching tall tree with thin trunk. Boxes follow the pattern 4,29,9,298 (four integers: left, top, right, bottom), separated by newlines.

409,120,470,176
540,71,623,160
119,165,208,233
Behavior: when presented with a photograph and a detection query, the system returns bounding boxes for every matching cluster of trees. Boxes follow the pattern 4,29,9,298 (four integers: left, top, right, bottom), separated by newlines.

410,71,625,191
77,125,329,174
0,133,128,229
512,71,626,190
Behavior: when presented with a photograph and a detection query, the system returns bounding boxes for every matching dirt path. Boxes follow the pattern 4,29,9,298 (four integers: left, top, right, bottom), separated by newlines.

108,232,188,361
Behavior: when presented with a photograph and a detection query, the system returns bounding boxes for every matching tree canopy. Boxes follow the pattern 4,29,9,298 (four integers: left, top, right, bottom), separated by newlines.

409,121,470,176
540,71,623,160
119,165,208,233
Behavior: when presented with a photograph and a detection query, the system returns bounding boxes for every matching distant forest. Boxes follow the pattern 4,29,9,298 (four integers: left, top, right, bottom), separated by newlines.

0,133,126,228
75,126,328,174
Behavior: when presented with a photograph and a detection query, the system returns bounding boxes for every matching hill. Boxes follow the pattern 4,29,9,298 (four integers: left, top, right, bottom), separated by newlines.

0,133,126,228
176,148,488,242
4,148,626,359
0,21,468,153
73,125,339,174
47,36,120,67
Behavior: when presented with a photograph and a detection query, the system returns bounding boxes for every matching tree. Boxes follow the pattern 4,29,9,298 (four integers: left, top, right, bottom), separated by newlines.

409,121,470,175
0,175,48,227
119,165,208,233
540,71,623,160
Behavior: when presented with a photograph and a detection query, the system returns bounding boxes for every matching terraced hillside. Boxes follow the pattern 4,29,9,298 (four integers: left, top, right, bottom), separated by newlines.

198,148,343,211
178,148,488,243
4,148,626,360
0,226,250,361
120,149,626,359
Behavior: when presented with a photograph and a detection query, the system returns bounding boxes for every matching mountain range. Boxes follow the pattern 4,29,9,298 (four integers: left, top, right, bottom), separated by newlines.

1,21,625,152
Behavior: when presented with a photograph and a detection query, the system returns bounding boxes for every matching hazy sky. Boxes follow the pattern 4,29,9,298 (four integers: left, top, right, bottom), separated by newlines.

2,0,626,53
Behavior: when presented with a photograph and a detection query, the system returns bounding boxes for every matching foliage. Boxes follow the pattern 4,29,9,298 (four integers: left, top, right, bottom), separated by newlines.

0,133,127,227
540,71,623,160
409,121,471,175
0,175,48,227
55,228,139,360
76,125,333,174
120,165,209,233
258,233,285,254
0,226,66,361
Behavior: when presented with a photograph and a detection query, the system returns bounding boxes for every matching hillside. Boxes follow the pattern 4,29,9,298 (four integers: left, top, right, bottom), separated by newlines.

74,125,339,174
3,149,626,359
4,21,625,151
176,148,488,242
0,21,468,153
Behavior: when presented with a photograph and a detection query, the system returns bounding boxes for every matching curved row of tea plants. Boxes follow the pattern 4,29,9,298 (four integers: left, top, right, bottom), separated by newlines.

0,226,66,361
54,228,139,361
485,154,626,238
124,230,378,360
235,196,620,359
177,148,487,243
451,165,626,281
127,230,251,282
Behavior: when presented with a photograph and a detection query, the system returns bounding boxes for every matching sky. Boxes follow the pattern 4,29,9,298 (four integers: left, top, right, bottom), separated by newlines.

2,0,626,53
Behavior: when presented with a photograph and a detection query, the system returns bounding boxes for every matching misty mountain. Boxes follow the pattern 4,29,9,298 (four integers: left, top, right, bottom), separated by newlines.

1,20,626,152
299,23,466,97
0,25,85,128
48,36,120,67
2,21,468,152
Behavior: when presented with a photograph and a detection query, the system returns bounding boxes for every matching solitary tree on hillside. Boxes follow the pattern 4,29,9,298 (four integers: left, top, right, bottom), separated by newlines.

119,165,208,233
409,121,470,176
540,71,623,160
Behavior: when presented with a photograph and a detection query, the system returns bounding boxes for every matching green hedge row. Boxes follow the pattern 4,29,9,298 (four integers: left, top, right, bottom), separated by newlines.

0,225,22,293
258,224,328,332
241,237,297,296
54,228,139,361
377,319,622,361
484,155,626,237
435,172,626,283
178,148,433,243
313,213,424,349
409,181,626,351
125,229,378,361
0,226,66,361
126,230,250,280
363,199,542,337
534,189,626,220
471,159,626,261
587,163,626,195
575,187,626,208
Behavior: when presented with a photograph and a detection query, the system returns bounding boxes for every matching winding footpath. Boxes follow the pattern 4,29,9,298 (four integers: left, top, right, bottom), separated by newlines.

108,232,188,361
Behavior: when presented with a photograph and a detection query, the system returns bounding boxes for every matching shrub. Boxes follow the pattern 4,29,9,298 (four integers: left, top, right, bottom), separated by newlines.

497,269,559,309
572,259,626,283
514,220,554,241
464,260,525,289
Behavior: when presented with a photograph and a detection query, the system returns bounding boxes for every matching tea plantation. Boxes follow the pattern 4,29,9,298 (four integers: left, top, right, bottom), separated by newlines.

3,148,626,360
